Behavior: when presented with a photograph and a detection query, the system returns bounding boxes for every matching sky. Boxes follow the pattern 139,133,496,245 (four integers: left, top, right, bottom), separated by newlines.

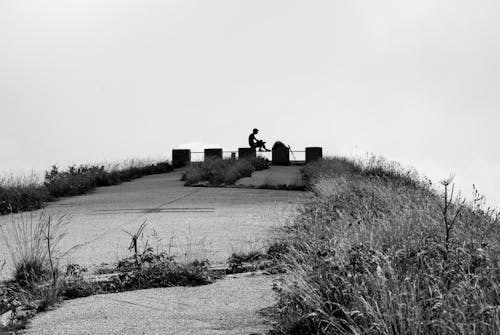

1,0,499,207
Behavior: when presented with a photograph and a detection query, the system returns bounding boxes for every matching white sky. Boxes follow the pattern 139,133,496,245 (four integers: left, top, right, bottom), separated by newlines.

1,0,499,206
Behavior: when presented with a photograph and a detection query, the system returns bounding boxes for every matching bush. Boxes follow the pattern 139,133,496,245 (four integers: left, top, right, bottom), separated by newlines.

0,179,52,215
302,156,431,191
273,157,500,335
44,161,173,198
0,160,173,216
249,156,270,171
1,212,69,287
182,157,269,186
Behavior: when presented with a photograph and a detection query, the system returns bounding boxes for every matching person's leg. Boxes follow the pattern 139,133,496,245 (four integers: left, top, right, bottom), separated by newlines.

259,140,270,151
256,140,265,151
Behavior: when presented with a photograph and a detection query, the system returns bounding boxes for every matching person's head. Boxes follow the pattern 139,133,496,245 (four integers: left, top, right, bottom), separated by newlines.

252,128,258,134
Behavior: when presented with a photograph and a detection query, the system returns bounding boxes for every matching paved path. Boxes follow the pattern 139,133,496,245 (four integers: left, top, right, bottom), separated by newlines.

235,165,305,189
0,167,305,334
25,273,277,335
0,170,304,274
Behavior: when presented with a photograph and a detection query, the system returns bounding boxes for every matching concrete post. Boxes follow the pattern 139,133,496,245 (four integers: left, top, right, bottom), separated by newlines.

306,147,323,163
272,147,290,165
238,147,256,159
204,148,223,160
172,149,191,168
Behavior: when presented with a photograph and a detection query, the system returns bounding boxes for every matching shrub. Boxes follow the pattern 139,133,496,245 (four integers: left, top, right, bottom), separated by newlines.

1,212,69,287
302,155,431,191
0,175,52,215
182,157,269,186
273,157,500,335
118,256,212,289
249,156,270,171
44,162,173,198
112,243,213,290
0,160,173,216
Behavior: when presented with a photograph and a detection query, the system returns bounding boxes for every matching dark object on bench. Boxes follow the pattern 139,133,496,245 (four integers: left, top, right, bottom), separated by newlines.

272,141,290,165
272,141,288,150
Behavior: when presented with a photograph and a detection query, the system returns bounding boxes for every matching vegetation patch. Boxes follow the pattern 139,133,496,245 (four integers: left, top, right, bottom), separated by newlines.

226,242,288,274
0,178,51,216
0,160,173,215
251,184,306,192
272,156,500,335
0,216,217,332
182,157,269,186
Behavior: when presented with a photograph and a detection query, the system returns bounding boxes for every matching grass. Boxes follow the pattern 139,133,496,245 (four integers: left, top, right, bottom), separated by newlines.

272,156,500,335
113,248,213,290
226,241,289,274
1,212,70,287
0,173,51,215
0,218,219,331
0,159,173,215
182,156,270,186
0,212,70,331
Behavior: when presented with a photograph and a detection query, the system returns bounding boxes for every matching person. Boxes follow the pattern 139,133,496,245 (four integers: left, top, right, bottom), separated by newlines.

248,128,271,151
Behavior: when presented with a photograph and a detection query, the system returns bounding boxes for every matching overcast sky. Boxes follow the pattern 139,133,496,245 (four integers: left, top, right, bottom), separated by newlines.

1,0,499,206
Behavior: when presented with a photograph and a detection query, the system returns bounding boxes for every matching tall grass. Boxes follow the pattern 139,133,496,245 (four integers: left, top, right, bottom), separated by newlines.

182,157,269,186
44,160,173,197
0,212,70,286
0,173,51,215
273,157,500,335
0,159,173,215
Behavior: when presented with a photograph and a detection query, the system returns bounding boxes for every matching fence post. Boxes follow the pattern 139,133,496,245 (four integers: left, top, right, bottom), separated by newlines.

305,147,323,163
172,149,191,168
238,148,256,159
204,148,223,160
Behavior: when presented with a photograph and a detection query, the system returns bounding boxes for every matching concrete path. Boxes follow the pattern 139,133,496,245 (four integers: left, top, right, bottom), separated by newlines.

235,165,304,189
25,273,276,335
0,168,305,334
0,170,304,275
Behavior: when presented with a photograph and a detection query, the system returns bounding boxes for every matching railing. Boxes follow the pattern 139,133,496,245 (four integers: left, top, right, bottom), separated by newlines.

172,147,321,167
189,150,307,163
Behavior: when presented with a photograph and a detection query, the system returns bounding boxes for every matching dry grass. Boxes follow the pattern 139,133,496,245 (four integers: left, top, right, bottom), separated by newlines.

182,157,269,186
0,159,173,215
272,157,500,335
0,212,71,286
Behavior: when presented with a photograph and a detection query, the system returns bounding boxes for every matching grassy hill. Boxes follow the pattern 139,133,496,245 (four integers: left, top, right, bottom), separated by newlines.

272,156,499,335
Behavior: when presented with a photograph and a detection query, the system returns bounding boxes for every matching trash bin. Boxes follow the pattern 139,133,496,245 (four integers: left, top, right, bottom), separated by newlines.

272,147,290,165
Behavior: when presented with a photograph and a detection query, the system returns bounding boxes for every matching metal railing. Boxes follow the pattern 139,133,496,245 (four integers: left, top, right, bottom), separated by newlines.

190,150,306,163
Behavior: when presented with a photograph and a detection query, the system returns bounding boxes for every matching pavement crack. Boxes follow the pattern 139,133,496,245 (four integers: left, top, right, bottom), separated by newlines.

102,297,173,313
77,189,203,248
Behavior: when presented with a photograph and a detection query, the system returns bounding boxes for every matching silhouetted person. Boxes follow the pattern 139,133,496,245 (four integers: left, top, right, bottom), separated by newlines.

248,128,270,151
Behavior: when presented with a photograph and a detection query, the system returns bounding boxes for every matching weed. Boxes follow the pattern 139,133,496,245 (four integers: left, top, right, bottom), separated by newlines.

272,156,500,335
1,212,69,287
182,157,269,186
227,241,289,274
0,173,51,215
0,160,173,216
123,220,148,268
